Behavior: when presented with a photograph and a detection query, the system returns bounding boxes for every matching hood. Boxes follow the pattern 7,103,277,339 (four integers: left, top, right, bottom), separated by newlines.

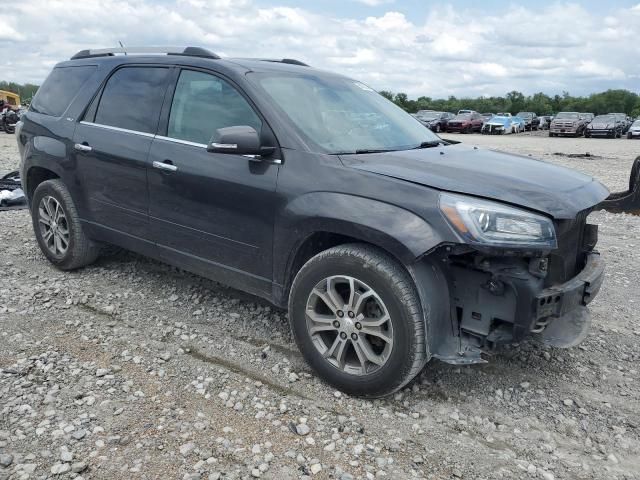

340,144,609,219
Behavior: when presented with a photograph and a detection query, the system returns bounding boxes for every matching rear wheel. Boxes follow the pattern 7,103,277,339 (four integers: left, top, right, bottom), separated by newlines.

31,179,100,270
288,244,428,397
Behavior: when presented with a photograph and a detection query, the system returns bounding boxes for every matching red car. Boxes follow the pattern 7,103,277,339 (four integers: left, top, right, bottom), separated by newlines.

446,112,484,133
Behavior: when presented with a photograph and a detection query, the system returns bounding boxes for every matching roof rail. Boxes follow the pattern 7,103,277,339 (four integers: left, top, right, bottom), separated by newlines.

261,58,309,67
70,46,220,60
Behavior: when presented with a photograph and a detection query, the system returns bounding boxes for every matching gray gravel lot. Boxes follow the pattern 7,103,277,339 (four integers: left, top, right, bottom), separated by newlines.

1,132,639,480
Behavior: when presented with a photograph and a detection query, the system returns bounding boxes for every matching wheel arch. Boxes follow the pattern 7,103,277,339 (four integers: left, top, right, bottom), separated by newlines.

273,193,444,306
25,166,60,204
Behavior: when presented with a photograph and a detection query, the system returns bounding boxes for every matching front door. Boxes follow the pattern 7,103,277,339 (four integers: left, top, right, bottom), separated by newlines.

74,66,172,241
147,69,280,297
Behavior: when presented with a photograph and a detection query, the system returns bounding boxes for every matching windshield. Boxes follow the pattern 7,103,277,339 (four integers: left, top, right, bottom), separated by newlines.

593,115,614,122
555,112,579,119
516,112,532,118
633,120,640,128
254,73,439,154
452,114,472,120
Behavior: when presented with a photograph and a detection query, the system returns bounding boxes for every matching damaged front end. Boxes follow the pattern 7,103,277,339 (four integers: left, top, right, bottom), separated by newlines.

410,194,606,365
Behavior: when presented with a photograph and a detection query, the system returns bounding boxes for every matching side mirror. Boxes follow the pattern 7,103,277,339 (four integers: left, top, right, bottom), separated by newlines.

207,125,275,157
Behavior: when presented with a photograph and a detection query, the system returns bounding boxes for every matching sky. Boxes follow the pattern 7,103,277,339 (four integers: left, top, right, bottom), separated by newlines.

2,0,640,99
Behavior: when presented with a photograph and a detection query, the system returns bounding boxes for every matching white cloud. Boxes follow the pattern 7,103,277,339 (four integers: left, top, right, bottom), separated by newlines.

2,1,640,98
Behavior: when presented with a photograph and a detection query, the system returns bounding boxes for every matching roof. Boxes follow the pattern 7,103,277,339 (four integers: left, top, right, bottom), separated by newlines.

67,46,316,75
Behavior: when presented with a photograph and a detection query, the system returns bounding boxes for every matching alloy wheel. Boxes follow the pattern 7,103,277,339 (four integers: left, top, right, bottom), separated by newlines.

38,195,70,256
305,275,393,376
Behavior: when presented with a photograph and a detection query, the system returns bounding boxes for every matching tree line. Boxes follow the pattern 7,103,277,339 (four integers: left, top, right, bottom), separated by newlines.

379,89,640,118
2,79,639,118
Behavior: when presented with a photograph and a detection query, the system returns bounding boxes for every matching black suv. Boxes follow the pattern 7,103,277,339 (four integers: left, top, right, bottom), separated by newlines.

17,47,608,397
516,112,540,131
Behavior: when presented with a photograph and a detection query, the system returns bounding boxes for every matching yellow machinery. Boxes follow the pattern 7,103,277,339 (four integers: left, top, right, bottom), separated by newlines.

0,90,20,107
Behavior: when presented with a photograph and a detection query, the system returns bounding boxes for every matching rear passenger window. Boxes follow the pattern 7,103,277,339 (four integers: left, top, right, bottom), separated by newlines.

94,67,170,134
167,70,261,145
30,66,96,117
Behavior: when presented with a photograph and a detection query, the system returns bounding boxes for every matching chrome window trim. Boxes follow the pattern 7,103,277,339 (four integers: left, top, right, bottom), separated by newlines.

155,135,207,148
79,121,155,138
79,122,210,148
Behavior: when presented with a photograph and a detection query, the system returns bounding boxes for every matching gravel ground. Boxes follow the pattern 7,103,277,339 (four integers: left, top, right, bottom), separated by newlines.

1,131,639,480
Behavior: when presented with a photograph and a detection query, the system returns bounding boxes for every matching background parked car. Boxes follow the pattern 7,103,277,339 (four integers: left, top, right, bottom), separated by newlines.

627,119,640,139
549,112,587,137
457,109,474,115
516,112,540,131
414,110,453,133
582,113,594,124
481,114,518,134
446,112,483,133
609,113,632,133
584,114,624,138
538,115,549,130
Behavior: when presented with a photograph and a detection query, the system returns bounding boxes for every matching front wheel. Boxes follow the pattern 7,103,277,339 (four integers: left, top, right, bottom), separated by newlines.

31,179,100,270
288,244,428,398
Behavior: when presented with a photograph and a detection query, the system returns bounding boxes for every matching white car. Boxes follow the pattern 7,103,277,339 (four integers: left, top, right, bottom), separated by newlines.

627,120,640,139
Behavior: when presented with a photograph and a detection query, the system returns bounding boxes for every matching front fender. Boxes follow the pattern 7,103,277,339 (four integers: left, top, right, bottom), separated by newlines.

274,192,444,287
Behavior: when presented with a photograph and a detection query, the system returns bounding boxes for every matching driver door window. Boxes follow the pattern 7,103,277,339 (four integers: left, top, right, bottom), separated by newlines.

167,70,262,145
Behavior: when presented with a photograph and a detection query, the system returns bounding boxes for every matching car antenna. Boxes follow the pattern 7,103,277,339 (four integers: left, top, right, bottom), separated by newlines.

119,40,126,55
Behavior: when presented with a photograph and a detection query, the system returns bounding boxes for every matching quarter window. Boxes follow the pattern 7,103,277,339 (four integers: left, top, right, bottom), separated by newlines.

31,66,96,117
93,67,170,134
168,70,262,145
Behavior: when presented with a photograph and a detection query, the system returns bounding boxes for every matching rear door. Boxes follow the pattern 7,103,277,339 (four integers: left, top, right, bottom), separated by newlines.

74,66,172,243
147,68,280,297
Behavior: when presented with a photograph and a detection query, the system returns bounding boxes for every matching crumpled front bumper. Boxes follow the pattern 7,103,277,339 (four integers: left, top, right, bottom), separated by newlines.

531,253,604,347
422,249,605,365
534,252,604,321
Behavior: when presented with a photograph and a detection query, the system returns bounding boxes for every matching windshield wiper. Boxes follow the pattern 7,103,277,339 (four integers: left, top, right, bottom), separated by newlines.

333,148,399,155
411,140,444,149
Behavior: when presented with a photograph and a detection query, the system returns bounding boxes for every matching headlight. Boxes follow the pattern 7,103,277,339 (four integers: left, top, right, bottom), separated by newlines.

439,193,557,249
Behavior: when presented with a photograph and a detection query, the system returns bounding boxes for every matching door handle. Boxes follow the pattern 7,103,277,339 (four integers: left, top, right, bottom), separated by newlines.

153,160,178,172
74,143,92,152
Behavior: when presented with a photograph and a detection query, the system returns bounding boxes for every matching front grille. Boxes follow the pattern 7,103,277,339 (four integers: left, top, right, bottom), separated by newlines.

554,121,576,129
546,210,590,286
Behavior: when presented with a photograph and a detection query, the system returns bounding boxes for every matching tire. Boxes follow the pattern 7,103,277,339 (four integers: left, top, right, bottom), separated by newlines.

31,179,100,270
288,244,428,398
628,133,632,140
